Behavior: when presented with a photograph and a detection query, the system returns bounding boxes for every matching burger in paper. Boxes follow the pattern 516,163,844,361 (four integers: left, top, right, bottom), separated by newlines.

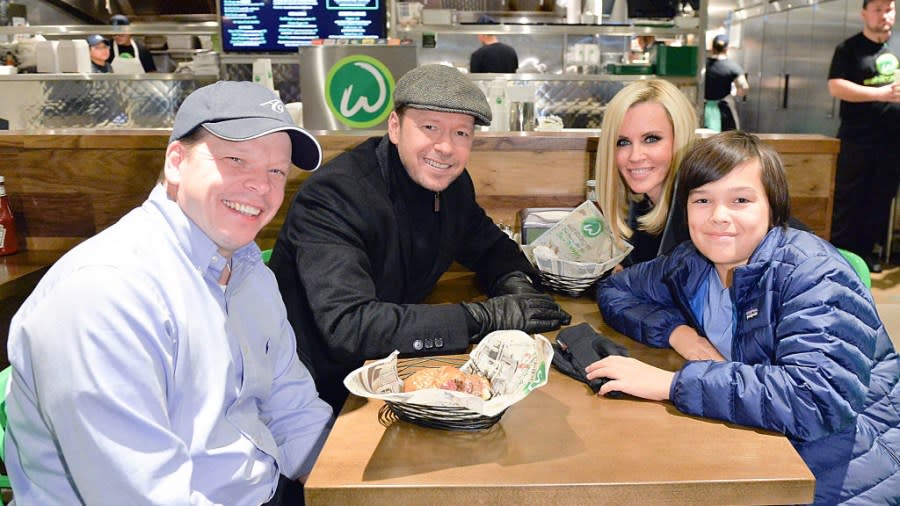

343,330,553,429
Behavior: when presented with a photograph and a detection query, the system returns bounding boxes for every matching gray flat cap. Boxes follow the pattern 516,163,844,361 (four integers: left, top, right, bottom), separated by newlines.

394,64,492,126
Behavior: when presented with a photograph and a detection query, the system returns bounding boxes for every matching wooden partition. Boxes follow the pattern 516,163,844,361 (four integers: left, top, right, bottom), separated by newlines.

0,130,837,254
0,130,840,364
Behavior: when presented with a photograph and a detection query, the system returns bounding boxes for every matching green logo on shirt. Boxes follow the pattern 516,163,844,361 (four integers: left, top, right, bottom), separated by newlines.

325,55,395,129
868,52,900,85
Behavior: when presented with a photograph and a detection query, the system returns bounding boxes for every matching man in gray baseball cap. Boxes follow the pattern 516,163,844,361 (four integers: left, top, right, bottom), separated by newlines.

269,64,570,413
4,80,332,505
170,80,322,171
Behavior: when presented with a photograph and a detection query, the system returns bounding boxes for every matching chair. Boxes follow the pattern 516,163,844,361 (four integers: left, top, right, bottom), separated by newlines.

0,365,12,494
838,248,872,289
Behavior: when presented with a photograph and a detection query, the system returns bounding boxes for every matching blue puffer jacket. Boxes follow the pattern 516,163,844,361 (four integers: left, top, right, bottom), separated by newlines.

597,227,900,504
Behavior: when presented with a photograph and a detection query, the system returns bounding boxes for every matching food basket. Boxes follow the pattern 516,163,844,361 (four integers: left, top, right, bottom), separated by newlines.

385,356,504,431
521,201,632,297
343,330,553,431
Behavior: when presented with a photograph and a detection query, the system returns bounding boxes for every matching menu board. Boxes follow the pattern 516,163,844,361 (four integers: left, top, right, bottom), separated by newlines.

219,0,386,53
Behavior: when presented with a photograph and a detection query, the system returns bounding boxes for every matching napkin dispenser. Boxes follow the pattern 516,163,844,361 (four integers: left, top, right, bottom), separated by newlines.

517,207,574,245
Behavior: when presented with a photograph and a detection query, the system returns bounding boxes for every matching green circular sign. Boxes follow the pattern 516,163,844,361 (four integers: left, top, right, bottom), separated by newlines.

581,217,605,238
325,55,395,129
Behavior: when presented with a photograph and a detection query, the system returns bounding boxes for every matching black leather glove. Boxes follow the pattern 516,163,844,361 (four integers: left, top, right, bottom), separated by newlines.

552,322,629,395
489,271,543,296
461,293,571,341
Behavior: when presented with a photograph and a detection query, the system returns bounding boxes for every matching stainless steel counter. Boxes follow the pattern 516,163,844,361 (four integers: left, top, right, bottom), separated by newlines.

0,73,217,130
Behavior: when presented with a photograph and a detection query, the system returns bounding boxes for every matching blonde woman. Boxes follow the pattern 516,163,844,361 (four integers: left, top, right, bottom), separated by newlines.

595,80,697,266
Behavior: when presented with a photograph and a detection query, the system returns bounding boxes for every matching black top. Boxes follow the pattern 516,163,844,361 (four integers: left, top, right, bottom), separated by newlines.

91,61,111,73
704,57,744,101
828,31,900,143
470,42,519,73
268,136,536,412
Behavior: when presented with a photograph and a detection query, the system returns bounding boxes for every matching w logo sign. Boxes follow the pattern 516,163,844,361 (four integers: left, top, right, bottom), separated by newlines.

326,55,395,129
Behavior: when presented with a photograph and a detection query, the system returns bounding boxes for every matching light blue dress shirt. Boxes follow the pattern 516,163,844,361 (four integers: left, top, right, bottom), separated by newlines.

5,185,333,505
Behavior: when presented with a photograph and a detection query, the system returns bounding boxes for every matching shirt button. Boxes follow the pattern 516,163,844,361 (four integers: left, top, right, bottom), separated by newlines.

413,339,424,351
434,337,444,348
424,338,433,349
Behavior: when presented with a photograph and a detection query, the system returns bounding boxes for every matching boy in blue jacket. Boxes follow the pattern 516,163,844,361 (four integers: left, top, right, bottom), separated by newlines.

592,131,899,504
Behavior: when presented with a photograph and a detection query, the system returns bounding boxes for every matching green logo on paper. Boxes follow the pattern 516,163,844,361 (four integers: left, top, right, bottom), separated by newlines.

524,363,547,393
325,55,395,129
581,217,605,238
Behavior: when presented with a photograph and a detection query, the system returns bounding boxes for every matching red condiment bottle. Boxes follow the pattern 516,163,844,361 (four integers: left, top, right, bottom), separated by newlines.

0,176,20,256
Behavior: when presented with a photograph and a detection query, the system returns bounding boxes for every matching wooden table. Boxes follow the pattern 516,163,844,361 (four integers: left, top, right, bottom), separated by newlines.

0,250,65,300
304,272,816,505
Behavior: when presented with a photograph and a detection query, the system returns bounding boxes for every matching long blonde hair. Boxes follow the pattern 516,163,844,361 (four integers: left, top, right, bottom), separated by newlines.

594,80,697,245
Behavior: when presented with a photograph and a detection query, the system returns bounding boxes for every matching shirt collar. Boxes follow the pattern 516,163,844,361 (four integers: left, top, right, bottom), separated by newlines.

145,185,262,276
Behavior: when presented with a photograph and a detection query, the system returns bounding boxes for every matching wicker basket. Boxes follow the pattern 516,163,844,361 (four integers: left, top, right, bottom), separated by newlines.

386,356,507,431
537,270,605,297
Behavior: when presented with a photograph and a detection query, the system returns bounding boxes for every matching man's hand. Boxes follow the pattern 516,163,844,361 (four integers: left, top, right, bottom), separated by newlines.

668,325,726,362
490,271,542,296
881,82,900,103
461,294,571,341
585,356,675,400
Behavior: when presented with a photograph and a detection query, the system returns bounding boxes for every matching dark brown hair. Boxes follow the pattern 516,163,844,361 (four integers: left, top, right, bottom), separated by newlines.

675,131,791,228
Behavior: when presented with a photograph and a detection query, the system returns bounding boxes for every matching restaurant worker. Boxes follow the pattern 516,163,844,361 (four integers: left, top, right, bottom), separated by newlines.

594,79,697,267
827,0,900,273
269,64,571,413
591,131,900,504
86,34,111,73
106,14,157,73
4,81,333,505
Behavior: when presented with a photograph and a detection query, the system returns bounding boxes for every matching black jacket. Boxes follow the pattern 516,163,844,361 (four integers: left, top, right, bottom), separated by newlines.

269,136,535,411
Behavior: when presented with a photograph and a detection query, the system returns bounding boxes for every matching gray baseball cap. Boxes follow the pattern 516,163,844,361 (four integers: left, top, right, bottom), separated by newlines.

393,64,492,126
169,81,322,171
86,34,108,47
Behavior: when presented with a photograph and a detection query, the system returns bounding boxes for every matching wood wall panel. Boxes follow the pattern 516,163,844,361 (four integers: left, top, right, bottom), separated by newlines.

0,130,838,250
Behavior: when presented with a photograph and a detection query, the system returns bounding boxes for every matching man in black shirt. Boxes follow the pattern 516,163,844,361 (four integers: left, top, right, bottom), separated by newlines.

470,21,519,74
704,34,749,131
827,0,900,272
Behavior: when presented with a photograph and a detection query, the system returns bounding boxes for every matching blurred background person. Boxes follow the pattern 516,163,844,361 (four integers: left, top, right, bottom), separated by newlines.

704,34,749,132
107,14,156,73
827,0,900,273
86,35,111,73
469,15,518,73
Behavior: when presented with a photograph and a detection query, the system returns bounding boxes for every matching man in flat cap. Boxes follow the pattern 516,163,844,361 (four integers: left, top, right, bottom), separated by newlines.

5,81,332,505
269,64,570,413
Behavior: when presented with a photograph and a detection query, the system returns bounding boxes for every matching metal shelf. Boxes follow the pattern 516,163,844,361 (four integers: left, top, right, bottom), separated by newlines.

396,23,700,38
0,23,218,36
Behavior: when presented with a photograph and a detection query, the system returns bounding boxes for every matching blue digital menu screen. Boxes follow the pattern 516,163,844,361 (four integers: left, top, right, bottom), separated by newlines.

219,0,386,52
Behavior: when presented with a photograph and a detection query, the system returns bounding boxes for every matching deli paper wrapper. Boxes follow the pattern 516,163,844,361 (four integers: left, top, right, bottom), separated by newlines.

343,330,553,418
522,200,632,278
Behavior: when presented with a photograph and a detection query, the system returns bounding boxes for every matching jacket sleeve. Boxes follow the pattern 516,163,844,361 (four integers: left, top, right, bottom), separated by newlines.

283,171,472,364
671,252,878,443
451,171,537,290
596,252,691,348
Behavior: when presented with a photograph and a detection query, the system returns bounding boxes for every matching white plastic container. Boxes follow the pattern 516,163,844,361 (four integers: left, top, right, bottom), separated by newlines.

35,40,60,73
58,39,91,73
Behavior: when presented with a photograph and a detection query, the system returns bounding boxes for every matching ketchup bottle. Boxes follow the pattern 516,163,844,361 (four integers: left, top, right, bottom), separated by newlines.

0,175,20,256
